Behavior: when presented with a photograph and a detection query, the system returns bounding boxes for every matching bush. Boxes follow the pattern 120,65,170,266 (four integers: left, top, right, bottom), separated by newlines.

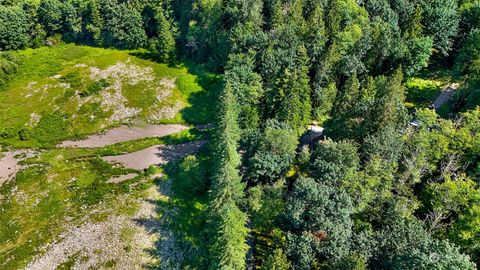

81,79,109,97
247,120,298,183
18,128,31,141
33,111,70,146
0,127,16,139
0,53,21,91
60,70,83,88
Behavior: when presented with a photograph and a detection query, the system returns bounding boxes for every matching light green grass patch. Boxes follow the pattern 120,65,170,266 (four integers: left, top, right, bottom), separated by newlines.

405,77,444,109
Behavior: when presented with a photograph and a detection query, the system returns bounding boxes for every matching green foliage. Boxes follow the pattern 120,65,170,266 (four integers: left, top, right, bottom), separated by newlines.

284,176,354,269
206,82,248,270
419,0,459,55
82,0,103,45
174,155,207,196
260,248,291,270
327,69,407,142
225,53,263,130
370,211,476,270
100,1,147,49
405,77,443,108
312,140,359,187
0,5,30,51
38,0,64,36
247,120,298,183
455,28,480,78
2,0,480,268
152,7,176,62
247,181,286,230
81,79,109,97
33,111,69,146
0,52,20,91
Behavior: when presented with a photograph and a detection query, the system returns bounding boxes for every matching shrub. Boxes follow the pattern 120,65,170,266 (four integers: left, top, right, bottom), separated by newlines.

18,128,31,141
81,79,109,97
33,111,69,146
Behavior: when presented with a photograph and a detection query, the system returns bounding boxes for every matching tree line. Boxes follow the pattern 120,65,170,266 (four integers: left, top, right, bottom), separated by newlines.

0,0,176,61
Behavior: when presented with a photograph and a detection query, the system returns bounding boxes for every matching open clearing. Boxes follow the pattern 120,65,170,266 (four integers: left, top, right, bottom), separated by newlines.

0,44,217,269
25,183,176,270
0,44,216,148
0,150,35,186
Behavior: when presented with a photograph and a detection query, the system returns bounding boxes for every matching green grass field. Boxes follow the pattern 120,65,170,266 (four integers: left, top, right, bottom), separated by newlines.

0,44,219,148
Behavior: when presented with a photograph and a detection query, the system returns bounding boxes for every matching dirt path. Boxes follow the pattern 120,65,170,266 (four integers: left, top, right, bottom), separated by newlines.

59,124,188,148
102,141,205,170
433,83,459,109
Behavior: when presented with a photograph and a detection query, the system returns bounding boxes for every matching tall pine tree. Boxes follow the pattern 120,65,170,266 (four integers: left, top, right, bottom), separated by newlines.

206,78,249,270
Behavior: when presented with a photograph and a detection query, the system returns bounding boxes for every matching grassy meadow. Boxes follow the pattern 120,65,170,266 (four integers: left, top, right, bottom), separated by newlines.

0,44,218,148
0,44,218,269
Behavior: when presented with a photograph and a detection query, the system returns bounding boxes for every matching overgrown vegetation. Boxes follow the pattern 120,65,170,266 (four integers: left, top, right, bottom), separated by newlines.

2,0,480,269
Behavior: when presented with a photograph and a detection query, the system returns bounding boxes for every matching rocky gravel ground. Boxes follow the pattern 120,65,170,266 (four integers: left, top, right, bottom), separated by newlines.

0,149,36,186
26,180,183,270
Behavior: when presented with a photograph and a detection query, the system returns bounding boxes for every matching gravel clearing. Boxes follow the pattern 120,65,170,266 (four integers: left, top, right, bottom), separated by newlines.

25,183,181,270
102,141,205,170
59,124,188,148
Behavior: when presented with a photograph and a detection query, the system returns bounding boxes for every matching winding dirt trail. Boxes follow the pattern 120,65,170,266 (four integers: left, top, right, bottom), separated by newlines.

59,124,188,148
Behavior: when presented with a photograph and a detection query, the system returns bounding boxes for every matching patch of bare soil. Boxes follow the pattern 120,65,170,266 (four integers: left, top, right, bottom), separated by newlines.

433,83,459,109
0,150,36,186
59,124,188,148
107,173,139,184
102,141,205,170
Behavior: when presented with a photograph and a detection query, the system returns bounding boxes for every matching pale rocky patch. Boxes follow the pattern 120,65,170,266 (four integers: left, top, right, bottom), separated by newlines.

25,183,183,270
149,101,183,122
100,81,142,123
27,113,41,127
107,173,139,184
89,62,155,86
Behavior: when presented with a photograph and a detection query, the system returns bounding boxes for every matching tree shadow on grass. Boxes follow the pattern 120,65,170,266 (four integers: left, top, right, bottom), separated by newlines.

138,150,210,269
129,51,222,126
178,61,222,125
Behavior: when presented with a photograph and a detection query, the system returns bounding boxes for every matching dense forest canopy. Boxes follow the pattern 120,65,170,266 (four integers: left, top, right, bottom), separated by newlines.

1,0,480,269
